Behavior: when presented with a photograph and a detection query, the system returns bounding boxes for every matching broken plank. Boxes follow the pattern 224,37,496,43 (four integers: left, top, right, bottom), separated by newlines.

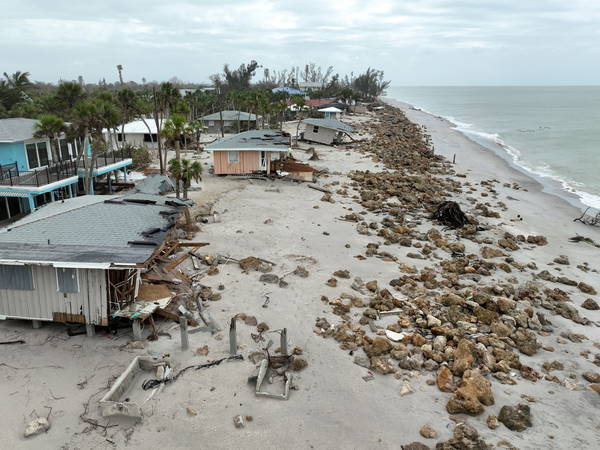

176,242,210,248
307,184,331,194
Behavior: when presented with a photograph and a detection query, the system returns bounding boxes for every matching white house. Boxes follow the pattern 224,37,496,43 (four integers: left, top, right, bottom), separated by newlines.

318,106,343,119
301,118,355,146
104,119,161,150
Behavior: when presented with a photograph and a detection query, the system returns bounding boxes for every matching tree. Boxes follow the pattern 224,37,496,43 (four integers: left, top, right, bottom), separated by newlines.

34,114,66,162
161,113,187,164
116,88,139,148
151,82,181,173
291,94,306,145
168,157,202,200
73,98,122,193
352,68,390,100
54,81,86,119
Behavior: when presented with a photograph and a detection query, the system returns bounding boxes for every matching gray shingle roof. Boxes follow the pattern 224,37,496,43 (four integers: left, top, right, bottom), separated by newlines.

200,110,260,121
204,129,290,152
0,118,39,142
302,118,355,133
0,193,188,265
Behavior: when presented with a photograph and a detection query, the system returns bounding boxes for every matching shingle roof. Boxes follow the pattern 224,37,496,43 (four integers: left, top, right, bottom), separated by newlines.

0,193,189,265
0,118,39,142
200,110,260,121
204,129,290,152
302,118,355,133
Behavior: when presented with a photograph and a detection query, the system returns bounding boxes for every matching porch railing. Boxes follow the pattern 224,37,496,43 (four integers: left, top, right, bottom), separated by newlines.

0,160,79,187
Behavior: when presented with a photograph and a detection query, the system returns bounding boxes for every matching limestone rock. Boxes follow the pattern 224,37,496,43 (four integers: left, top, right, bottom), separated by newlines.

364,337,392,357
512,329,539,356
436,423,492,450
333,269,350,279
419,424,438,439
481,246,505,259
582,372,600,383
24,417,50,437
582,298,599,310
578,282,597,295
293,266,309,278
486,414,499,429
446,369,494,416
370,356,395,374
453,339,475,375
366,280,378,292
259,273,279,284
498,403,532,431
553,255,569,265
437,365,456,393
402,443,431,450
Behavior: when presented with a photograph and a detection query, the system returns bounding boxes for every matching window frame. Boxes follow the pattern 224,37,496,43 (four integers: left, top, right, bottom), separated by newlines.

55,267,79,293
25,140,51,169
228,151,240,164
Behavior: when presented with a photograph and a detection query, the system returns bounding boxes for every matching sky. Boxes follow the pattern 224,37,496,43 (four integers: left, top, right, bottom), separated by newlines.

1,0,599,86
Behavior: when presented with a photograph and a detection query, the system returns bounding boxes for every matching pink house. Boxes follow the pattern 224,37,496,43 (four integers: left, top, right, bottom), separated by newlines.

205,130,290,175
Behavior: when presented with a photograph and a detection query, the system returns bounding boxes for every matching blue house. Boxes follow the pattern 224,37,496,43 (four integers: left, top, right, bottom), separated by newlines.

0,118,133,222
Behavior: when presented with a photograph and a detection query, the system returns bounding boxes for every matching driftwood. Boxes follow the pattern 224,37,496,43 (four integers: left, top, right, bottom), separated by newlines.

569,235,600,248
574,207,600,226
308,184,331,194
431,201,470,228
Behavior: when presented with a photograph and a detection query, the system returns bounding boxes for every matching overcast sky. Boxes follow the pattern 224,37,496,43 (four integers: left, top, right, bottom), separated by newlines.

1,0,599,86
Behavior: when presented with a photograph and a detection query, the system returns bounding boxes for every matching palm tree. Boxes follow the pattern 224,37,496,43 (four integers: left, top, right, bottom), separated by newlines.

34,114,66,162
291,94,306,146
54,81,85,120
116,88,138,148
3,71,31,90
168,157,202,200
161,113,187,164
168,158,182,198
151,83,181,173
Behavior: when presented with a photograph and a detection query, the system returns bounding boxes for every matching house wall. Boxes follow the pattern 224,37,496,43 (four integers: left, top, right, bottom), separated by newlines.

204,120,257,134
0,266,108,325
303,126,337,145
0,142,29,171
212,150,260,174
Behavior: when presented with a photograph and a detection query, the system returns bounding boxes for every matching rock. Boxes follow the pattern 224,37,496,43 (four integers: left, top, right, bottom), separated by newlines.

453,339,475,376
24,417,50,437
233,415,245,428
582,372,600,383
239,257,271,272
486,414,499,429
436,423,492,450
257,322,269,332
439,292,465,306
259,273,279,284
186,407,198,416
290,357,308,371
293,266,309,278
419,424,438,439
589,384,600,395
578,282,597,295
366,280,378,292
207,266,219,275
481,246,505,259
553,255,570,265
427,314,441,328
437,365,456,392
582,298,600,310
195,345,209,356
365,337,393,356
446,369,494,416
402,443,431,450
400,380,414,396
244,316,258,326
512,329,539,356
333,269,350,279
498,403,532,431
370,356,396,374
520,365,540,382
326,278,338,287
526,235,548,246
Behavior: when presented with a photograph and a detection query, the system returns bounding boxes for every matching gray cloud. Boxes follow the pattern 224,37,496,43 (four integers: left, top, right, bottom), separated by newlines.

1,0,599,85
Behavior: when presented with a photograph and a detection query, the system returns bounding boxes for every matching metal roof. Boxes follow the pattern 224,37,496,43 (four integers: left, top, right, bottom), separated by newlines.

199,111,260,121
0,118,39,142
318,107,343,113
272,87,305,95
302,118,355,133
204,129,290,152
0,193,188,266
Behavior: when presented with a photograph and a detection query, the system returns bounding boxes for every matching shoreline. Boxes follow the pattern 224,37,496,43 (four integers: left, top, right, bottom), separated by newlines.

383,97,596,214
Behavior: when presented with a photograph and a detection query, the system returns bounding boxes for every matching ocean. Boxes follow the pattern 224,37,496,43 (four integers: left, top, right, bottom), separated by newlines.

388,86,600,210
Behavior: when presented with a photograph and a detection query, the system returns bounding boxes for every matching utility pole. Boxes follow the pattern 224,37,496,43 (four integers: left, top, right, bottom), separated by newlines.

116,64,124,85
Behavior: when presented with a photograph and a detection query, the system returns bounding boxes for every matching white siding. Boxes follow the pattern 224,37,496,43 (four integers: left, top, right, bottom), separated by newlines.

0,266,107,324
303,126,337,145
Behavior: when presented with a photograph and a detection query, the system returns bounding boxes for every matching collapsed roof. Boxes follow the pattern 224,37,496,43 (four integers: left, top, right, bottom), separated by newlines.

302,118,355,133
204,129,291,152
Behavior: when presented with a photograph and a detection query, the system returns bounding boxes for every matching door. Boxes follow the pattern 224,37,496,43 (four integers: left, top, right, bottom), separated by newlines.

259,151,267,171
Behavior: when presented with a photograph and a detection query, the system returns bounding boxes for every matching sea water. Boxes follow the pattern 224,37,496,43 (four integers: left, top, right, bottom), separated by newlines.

388,86,600,209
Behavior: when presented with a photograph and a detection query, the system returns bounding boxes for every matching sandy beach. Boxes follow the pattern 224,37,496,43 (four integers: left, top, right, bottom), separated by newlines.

1,103,600,450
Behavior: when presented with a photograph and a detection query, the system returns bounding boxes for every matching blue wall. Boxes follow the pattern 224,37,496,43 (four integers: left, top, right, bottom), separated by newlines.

0,142,28,171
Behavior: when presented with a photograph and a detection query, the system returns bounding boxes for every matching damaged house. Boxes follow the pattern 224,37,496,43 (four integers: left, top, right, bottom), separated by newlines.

301,118,355,146
0,193,190,335
205,129,291,175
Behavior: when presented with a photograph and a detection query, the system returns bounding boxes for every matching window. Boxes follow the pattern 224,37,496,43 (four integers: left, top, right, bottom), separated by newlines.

37,142,49,166
208,121,214,126
56,268,78,293
228,151,239,163
59,139,70,160
144,133,157,143
117,133,124,142
0,265,34,290
26,143,39,168
313,126,319,133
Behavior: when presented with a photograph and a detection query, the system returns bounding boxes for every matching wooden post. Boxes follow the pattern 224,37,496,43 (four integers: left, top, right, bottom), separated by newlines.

179,315,189,351
229,317,237,355
280,328,288,356
452,153,456,164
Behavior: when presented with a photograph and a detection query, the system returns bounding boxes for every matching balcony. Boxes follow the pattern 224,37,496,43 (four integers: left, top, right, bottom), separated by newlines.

76,149,133,176
0,161,79,188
